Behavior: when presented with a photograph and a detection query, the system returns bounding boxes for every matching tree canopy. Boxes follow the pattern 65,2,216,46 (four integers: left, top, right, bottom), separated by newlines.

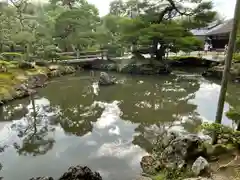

108,0,217,60
0,0,218,60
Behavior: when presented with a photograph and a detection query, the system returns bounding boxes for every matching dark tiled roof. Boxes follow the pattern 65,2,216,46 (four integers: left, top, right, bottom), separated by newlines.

206,19,233,35
191,19,233,36
190,20,221,36
190,29,210,36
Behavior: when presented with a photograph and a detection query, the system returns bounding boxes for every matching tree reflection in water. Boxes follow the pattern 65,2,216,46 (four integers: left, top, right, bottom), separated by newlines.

57,103,103,137
131,75,204,153
132,113,203,154
11,95,56,156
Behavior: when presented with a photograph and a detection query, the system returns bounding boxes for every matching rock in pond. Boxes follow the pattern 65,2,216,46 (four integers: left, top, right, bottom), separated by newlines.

30,177,54,180
183,178,212,180
29,165,102,180
192,156,210,176
120,63,169,75
59,165,102,180
14,84,36,98
99,72,116,86
27,74,48,88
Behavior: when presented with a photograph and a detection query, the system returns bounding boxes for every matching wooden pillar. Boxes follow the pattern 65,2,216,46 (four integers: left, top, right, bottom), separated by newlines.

212,0,240,144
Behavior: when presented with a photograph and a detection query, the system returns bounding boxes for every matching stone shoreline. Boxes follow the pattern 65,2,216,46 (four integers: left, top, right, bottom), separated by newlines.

0,64,76,105
139,123,240,180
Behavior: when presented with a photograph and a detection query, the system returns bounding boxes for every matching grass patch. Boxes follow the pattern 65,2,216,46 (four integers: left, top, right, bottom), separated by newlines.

0,60,75,102
152,173,166,180
0,60,42,102
151,169,193,180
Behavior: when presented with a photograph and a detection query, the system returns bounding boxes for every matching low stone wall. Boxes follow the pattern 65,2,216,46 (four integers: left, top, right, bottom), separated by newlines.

83,59,170,75
168,57,217,67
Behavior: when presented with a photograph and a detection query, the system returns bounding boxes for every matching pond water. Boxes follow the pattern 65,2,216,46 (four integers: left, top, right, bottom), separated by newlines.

0,70,240,180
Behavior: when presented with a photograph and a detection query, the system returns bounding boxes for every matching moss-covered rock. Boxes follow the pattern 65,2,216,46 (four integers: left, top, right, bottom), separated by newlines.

203,63,240,82
120,63,169,75
141,156,161,175
48,65,76,77
168,56,211,67
0,60,75,104
143,123,240,180
18,61,35,69
90,59,118,71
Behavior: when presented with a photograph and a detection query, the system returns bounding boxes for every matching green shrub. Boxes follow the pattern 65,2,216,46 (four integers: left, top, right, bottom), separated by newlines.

103,44,123,57
1,52,23,61
39,45,61,60
0,60,18,69
226,108,240,122
231,63,240,76
152,169,193,180
233,53,240,63
201,123,240,145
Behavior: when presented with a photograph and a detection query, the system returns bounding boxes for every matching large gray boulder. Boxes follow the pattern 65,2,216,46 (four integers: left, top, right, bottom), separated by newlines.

140,132,210,175
29,165,102,180
160,134,207,169
192,156,210,176
59,165,102,180
99,72,115,86
30,177,53,180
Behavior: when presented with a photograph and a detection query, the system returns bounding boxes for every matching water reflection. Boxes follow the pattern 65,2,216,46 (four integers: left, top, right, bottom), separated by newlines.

0,97,57,156
0,71,239,180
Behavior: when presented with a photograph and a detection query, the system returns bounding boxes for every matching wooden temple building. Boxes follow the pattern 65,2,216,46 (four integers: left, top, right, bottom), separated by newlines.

191,19,233,50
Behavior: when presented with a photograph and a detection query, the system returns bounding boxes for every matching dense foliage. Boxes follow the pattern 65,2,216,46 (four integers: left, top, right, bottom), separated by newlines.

201,122,240,145
107,0,217,60
0,0,217,60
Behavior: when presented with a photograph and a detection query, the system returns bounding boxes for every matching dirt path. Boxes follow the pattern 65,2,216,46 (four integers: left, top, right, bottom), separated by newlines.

211,153,240,180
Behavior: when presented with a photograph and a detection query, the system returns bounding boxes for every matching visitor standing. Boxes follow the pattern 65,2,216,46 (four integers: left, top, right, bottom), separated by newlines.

224,44,228,55
204,42,209,55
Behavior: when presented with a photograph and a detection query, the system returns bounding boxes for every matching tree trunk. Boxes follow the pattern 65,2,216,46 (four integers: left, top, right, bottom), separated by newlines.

26,43,30,62
212,0,240,144
152,38,165,61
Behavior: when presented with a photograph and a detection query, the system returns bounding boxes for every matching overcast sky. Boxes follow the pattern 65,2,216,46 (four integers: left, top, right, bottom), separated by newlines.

29,0,236,19
86,0,236,19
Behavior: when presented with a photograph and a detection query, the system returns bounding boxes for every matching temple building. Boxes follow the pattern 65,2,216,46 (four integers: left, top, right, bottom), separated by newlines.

191,19,233,50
